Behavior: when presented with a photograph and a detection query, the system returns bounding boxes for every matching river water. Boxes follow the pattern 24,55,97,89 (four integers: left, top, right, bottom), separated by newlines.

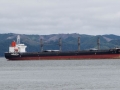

0,58,120,90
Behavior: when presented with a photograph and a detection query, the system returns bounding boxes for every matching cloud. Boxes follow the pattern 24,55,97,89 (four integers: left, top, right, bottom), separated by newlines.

0,0,120,35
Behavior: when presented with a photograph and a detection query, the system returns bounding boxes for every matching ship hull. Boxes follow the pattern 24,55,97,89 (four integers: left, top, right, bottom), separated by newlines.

4,49,120,60
4,54,120,60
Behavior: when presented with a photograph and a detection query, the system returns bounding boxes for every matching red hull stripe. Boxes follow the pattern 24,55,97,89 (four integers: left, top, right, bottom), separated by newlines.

7,54,120,60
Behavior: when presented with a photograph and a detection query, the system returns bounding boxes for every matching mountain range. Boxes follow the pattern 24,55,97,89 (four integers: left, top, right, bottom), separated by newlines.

1,33,120,57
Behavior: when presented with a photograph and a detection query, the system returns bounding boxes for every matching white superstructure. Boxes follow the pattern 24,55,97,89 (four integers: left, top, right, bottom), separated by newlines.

9,35,27,53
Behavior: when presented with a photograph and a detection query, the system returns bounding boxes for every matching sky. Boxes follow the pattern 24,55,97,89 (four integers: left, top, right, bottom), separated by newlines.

0,0,120,35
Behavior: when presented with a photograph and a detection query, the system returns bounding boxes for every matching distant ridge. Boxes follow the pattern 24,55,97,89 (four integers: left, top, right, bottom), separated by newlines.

0,33,120,56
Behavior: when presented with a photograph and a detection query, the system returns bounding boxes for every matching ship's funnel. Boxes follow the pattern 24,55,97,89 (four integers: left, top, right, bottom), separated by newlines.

11,41,16,47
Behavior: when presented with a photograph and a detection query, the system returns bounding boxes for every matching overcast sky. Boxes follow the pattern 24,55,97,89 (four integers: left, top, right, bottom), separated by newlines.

0,0,120,35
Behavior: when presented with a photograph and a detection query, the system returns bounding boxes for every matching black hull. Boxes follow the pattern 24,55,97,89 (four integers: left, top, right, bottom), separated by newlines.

5,49,120,60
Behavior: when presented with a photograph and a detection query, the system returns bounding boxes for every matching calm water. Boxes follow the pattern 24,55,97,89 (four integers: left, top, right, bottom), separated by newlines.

0,58,120,90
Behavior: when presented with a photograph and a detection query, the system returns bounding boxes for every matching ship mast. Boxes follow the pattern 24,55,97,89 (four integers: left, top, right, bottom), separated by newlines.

97,37,100,50
40,38,43,52
59,38,62,51
78,37,80,51
17,35,20,44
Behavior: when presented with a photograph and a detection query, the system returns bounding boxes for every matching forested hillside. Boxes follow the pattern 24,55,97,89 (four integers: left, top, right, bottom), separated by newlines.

1,33,120,57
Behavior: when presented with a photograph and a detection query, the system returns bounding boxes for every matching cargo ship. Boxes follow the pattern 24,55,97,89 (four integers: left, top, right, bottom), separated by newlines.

4,35,120,60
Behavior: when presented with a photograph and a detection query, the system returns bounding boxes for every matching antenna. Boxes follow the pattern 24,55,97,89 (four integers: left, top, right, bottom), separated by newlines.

17,35,20,44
